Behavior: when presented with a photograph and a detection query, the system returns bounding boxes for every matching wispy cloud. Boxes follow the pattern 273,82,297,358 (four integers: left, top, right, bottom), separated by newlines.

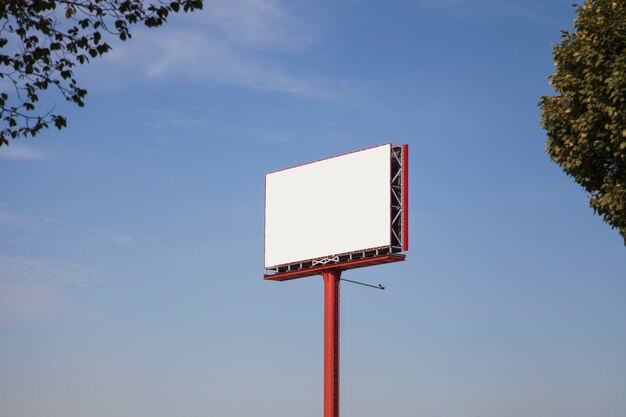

0,207,159,253
0,206,162,322
141,109,213,130
0,209,60,246
88,230,137,246
205,125,293,143
138,108,292,142
0,252,103,322
198,0,314,48
0,253,102,287
0,144,48,160
84,0,354,103
102,29,340,101
0,209,58,242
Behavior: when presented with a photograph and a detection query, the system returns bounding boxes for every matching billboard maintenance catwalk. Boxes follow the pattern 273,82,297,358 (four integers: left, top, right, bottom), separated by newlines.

264,143,409,417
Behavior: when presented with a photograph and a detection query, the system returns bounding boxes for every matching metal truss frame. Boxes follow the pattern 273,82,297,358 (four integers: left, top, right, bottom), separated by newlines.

390,144,405,253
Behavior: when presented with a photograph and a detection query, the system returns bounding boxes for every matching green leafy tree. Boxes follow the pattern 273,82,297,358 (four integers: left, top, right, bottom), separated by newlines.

0,0,203,146
539,0,626,244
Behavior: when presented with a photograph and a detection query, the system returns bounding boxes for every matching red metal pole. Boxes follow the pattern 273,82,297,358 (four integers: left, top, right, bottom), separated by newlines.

323,269,341,417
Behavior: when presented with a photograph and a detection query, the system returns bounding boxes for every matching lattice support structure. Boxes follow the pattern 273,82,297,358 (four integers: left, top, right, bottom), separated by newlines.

390,144,406,252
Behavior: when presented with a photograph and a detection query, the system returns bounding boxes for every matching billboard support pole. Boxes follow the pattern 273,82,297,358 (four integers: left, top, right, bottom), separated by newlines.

323,269,341,417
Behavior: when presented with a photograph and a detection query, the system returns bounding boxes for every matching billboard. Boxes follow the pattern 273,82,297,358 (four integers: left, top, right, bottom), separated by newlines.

264,143,408,280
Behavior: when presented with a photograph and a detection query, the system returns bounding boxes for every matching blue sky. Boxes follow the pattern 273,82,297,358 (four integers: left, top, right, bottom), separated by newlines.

1,1,625,416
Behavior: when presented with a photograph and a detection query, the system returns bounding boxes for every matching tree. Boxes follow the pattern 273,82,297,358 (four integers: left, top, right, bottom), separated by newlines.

0,0,203,146
539,0,626,244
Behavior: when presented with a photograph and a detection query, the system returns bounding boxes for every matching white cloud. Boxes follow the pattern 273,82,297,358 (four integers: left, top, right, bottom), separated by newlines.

0,207,161,323
83,0,350,102
0,253,102,322
97,28,339,101
0,144,48,160
200,0,313,48
0,253,102,287
140,109,213,129
0,209,58,242
89,230,137,246
0,207,158,254
137,108,293,142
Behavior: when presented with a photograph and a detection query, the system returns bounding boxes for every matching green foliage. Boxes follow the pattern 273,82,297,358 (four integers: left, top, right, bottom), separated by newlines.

539,0,626,244
0,0,203,146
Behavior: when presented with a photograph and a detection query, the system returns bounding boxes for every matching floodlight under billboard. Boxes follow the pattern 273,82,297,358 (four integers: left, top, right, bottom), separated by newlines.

264,143,408,281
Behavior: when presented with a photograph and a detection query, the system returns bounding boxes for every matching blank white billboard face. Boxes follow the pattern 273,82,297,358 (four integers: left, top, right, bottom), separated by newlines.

265,144,391,268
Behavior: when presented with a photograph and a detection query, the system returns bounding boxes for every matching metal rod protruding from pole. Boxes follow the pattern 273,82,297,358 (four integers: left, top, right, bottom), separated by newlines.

323,269,341,417
340,278,385,290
